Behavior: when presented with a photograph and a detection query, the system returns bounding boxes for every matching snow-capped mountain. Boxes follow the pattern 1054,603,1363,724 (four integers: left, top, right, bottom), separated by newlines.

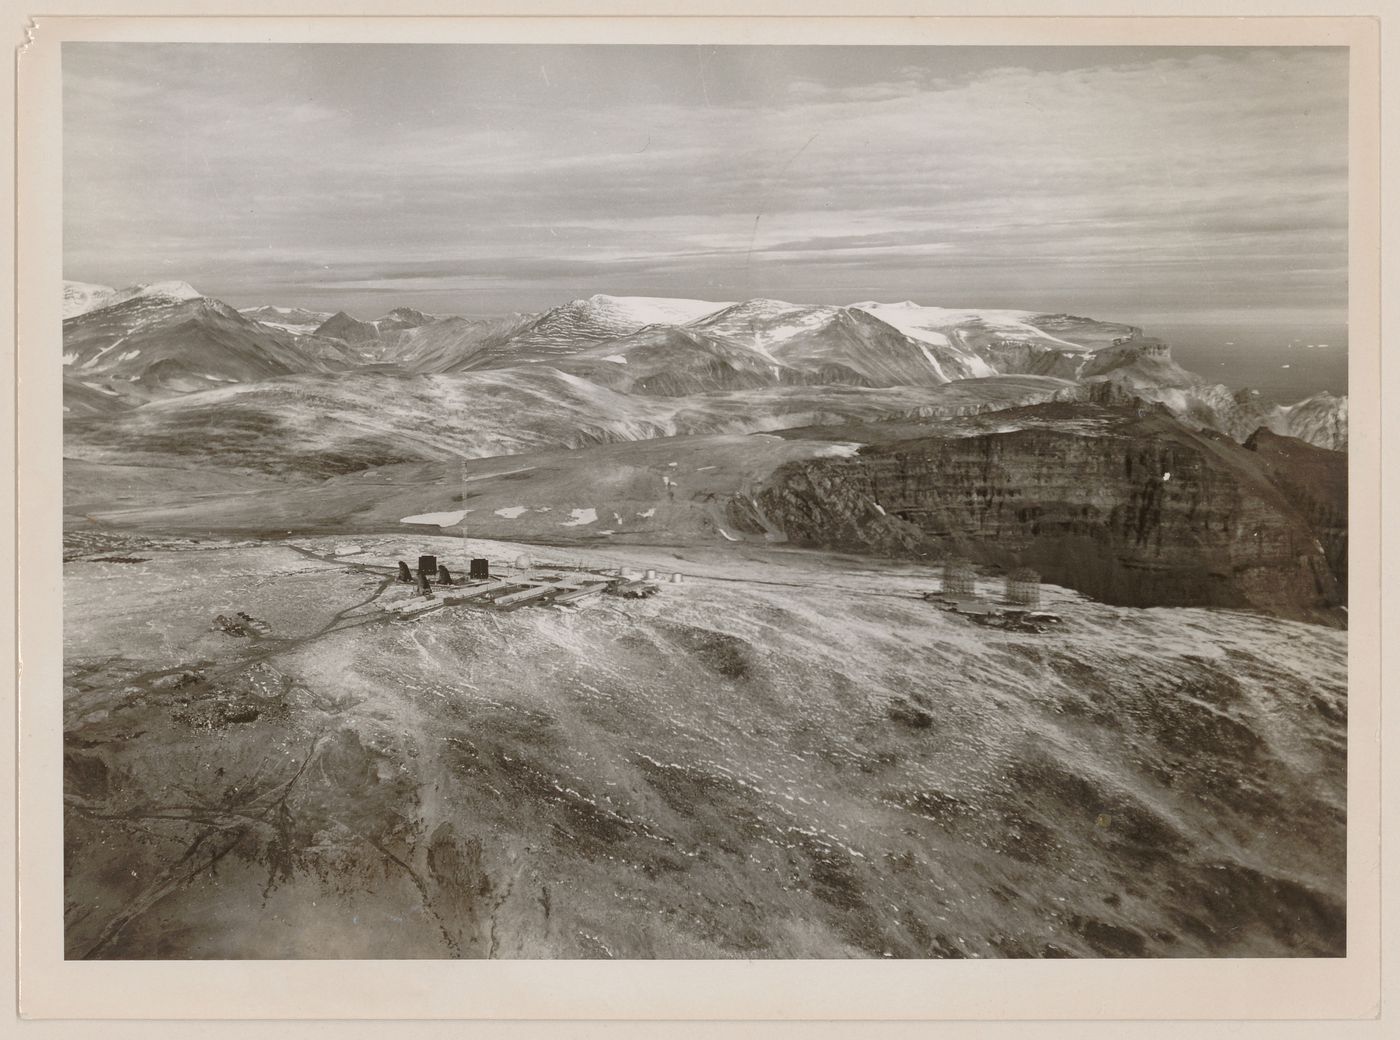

62,279,203,319
858,302,1129,348
555,324,801,396
689,298,1005,385
514,297,998,392
437,294,726,371
61,282,1348,452
688,298,840,347
580,293,729,329
851,301,1145,379
62,289,356,412
853,300,1044,345
236,292,1137,392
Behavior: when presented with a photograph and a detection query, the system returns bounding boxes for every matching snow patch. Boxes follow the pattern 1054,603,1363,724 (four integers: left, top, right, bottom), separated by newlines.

82,335,128,369
494,506,528,519
637,508,656,518
601,354,628,365
914,342,948,382
854,300,1086,358
560,508,598,527
585,294,731,328
813,442,864,458
400,509,470,527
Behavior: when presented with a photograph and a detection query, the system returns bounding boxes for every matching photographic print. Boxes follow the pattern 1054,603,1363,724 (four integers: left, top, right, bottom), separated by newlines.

59,40,1349,962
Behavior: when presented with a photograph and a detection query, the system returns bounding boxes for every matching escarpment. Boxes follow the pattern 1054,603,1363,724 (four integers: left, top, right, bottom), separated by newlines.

1242,428,1347,587
730,402,1344,624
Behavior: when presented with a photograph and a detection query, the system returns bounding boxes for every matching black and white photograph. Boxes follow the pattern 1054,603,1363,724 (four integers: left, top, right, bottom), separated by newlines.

57,39,1353,963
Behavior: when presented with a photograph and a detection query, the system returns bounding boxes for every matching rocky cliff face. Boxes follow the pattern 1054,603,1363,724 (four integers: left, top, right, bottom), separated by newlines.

1242,428,1347,587
730,402,1344,624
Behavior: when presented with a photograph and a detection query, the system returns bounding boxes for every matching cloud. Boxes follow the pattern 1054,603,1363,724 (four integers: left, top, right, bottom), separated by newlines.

63,44,1347,321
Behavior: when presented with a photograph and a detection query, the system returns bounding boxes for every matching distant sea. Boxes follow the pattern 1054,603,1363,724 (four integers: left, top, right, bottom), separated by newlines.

1146,323,1348,406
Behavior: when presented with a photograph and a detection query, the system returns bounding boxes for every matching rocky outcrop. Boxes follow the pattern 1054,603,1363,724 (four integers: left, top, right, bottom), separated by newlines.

1120,384,1348,453
732,402,1344,624
1242,428,1347,586
313,310,380,344
966,338,1088,380
1264,392,1348,452
1001,338,1350,454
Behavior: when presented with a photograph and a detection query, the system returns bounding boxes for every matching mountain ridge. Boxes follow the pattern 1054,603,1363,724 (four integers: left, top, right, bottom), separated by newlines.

61,284,1349,451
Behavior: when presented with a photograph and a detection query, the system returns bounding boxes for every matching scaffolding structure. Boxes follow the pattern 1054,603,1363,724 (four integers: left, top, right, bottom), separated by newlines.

1006,567,1041,608
941,557,975,597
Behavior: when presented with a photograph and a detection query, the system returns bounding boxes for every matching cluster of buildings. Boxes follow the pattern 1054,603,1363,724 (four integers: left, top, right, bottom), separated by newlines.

924,559,1063,632
385,548,680,616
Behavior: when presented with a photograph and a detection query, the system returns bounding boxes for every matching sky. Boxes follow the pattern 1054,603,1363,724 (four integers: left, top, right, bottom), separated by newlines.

63,43,1348,324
